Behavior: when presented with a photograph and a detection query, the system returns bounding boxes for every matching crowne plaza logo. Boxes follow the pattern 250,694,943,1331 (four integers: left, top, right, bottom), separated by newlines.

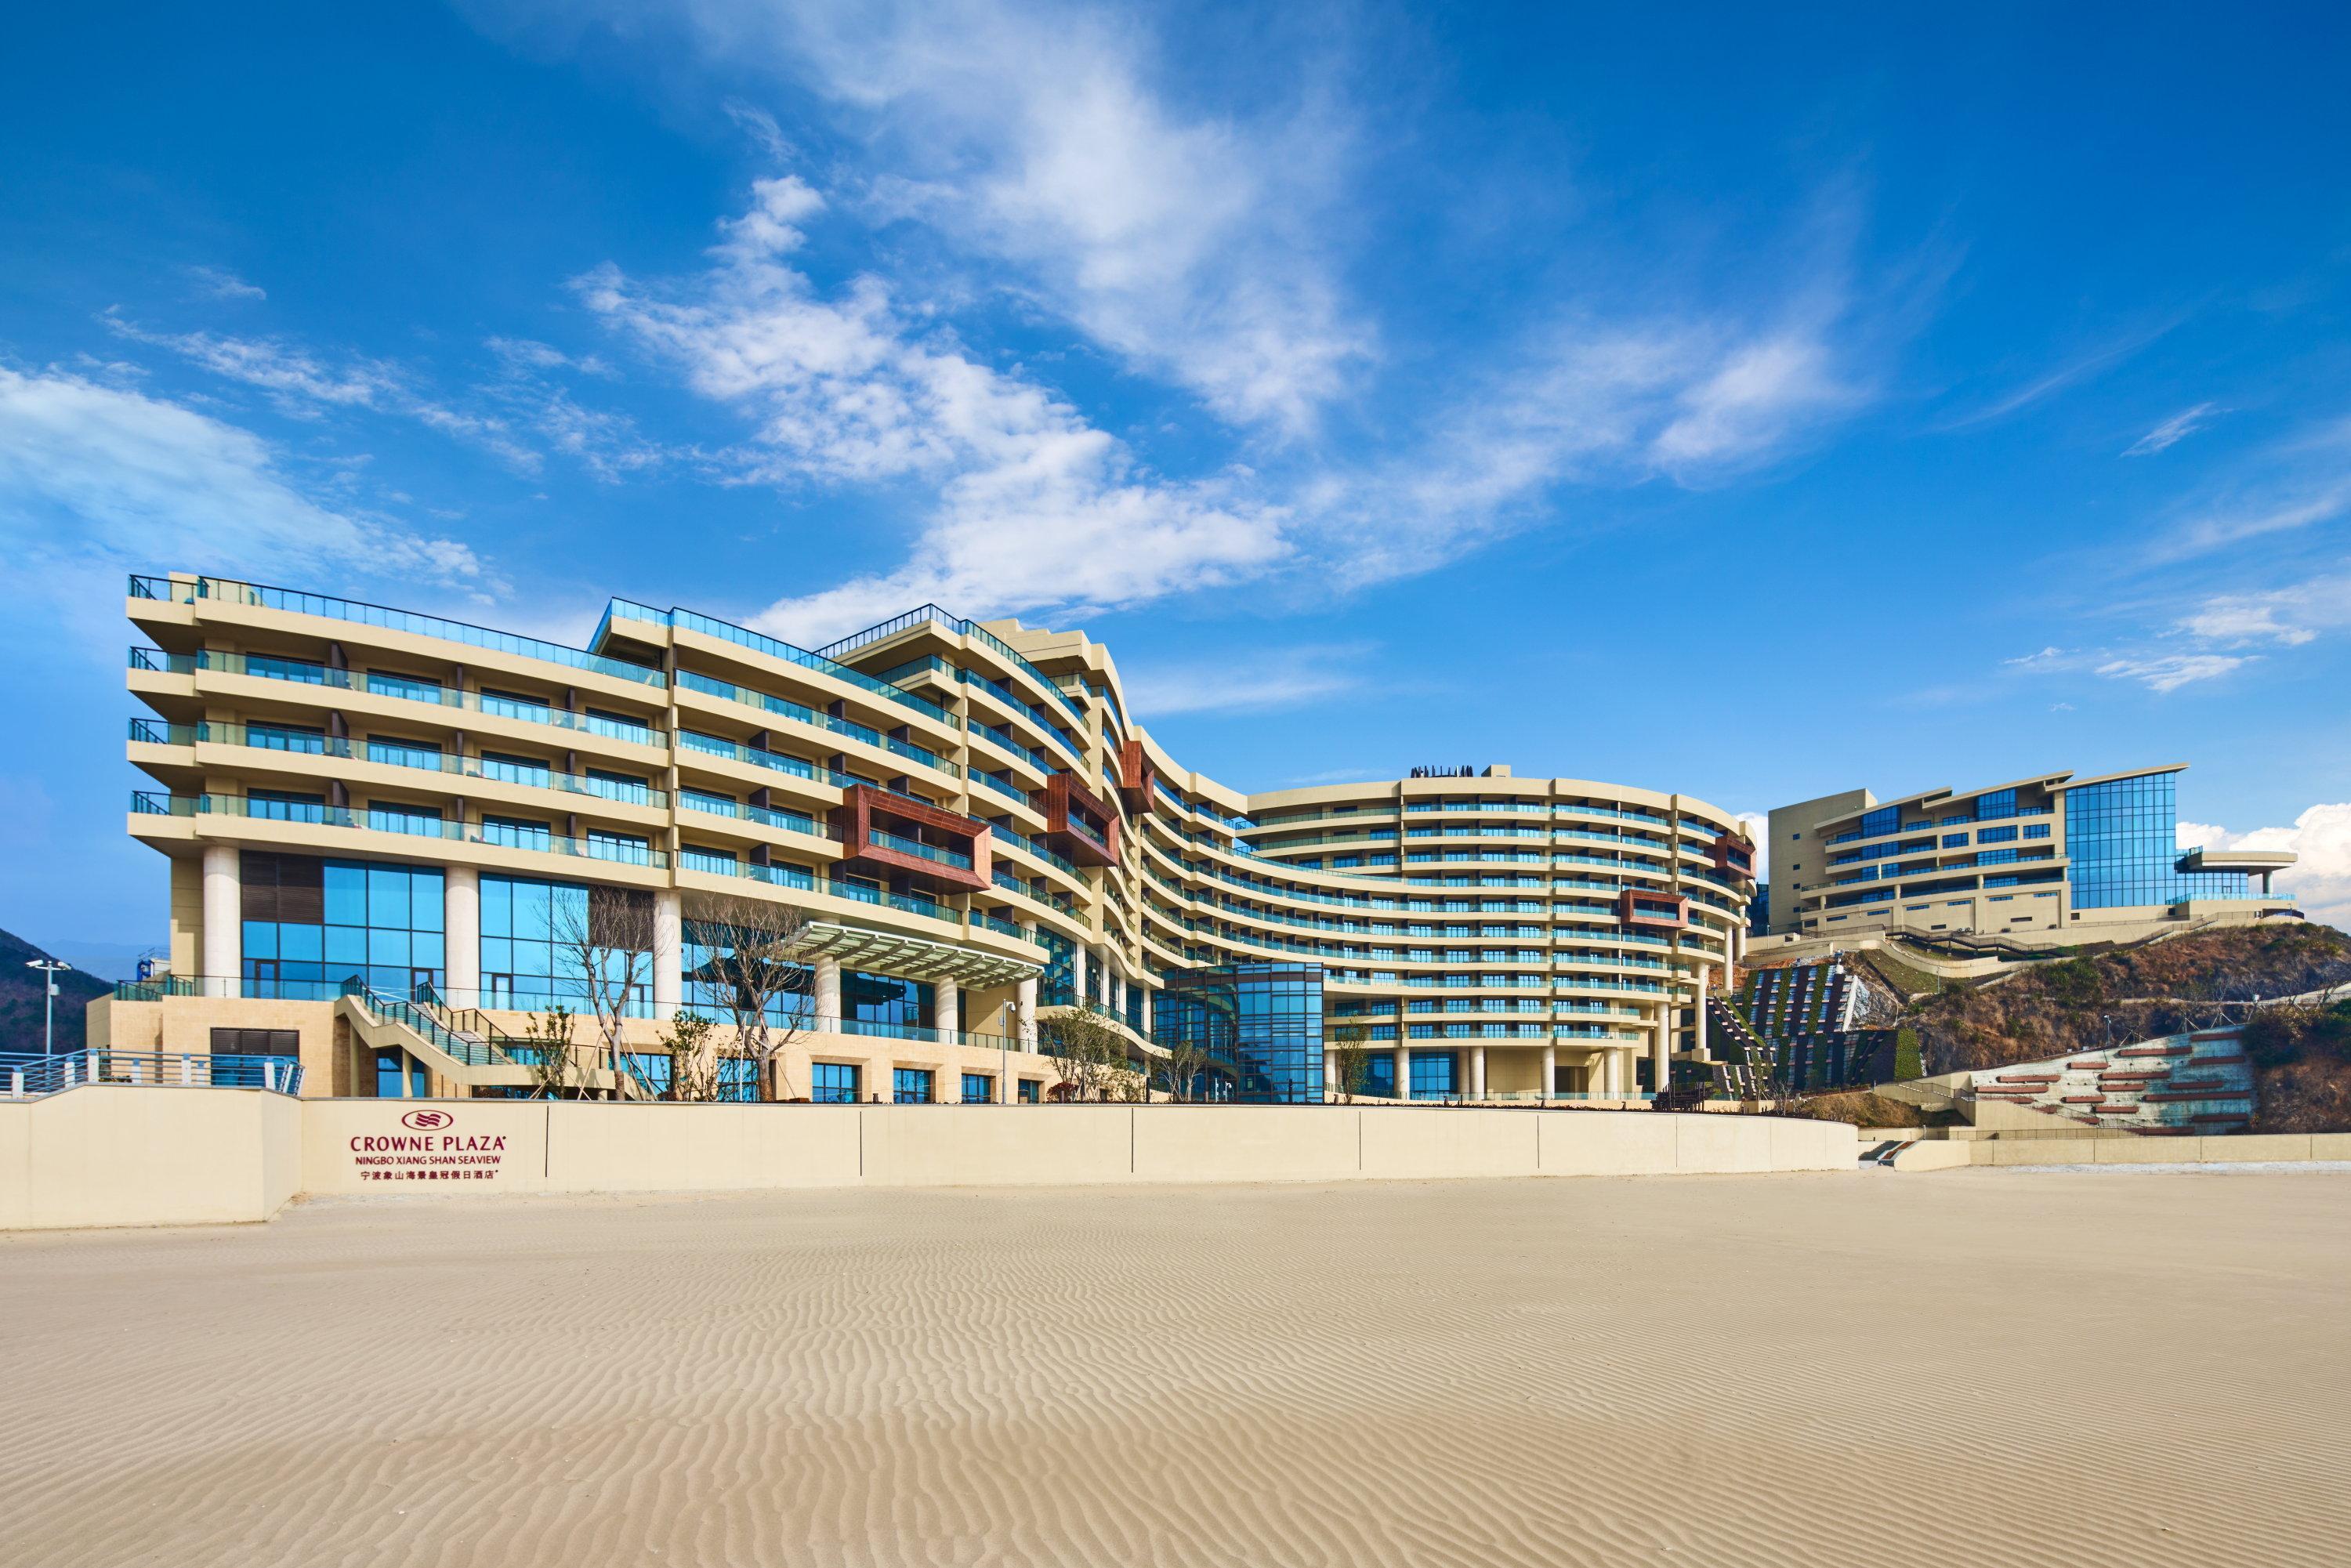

400,1109,454,1132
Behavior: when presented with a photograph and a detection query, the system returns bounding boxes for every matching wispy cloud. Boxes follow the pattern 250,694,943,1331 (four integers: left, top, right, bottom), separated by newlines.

1121,643,1371,717
2091,652,2252,693
0,365,492,646
1939,321,2173,430
2147,479,2351,563
185,265,266,302
2123,400,2217,456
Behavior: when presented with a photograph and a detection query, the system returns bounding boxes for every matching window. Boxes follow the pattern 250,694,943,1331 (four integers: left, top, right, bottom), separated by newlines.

1977,825,2019,844
366,672,443,703
811,1063,861,1103
1942,833,1969,848
368,802,445,837
961,1072,994,1103
210,1027,297,1056
480,815,552,851
248,789,325,822
247,654,327,684
480,751,551,788
368,737,444,770
241,853,444,1001
2025,824,2051,840
893,1068,934,1103
1017,1078,1042,1103
1408,1050,1458,1099
1974,788,2018,822
247,722,325,753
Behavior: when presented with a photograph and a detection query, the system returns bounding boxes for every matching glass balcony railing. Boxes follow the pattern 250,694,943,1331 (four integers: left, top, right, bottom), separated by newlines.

132,648,662,744
677,670,961,777
812,604,1088,726
676,793,839,840
130,574,664,686
130,791,672,867
868,828,974,870
129,719,670,807
599,601,953,725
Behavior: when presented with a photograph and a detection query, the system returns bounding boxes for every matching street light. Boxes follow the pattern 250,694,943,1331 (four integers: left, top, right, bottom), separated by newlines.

25,959,71,1056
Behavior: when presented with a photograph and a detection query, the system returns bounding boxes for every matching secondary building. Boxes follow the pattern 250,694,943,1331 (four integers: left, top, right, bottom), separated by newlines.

1764,766,2295,946
96,574,1757,1104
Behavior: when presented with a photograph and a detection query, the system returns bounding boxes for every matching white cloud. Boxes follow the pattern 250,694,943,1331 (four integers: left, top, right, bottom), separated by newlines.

2181,808,2351,933
578,178,1287,643
2092,652,2251,693
2150,479,2351,563
0,367,490,641
2123,401,2217,457
500,0,1369,436
185,266,266,302
2176,573,2351,649
1940,322,2172,430
1121,643,1370,718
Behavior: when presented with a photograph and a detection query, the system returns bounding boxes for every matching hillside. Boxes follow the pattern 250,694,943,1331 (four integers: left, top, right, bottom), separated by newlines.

1904,922,2351,1135
0,929,112,1056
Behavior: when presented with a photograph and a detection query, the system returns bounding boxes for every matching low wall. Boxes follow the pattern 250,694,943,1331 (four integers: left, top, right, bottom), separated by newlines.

1886,1131,2351,1169
297,1099,1860,1197
0,1085,301,1230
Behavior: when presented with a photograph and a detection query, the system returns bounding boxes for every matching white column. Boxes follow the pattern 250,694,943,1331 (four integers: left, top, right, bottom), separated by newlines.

1070,945,1088,1009
1392,1045,1410,1101
1323,1049,1337,1099
1541,1042,1557,1099
936,980,960,1040
1016,976,1038,1048
813,954,842,1031
1469,1045,1487,1101
201,844,240,998
1139,988,1153,1034
1693,965,1711,1063
651,888,682,1021
444,865,480,1009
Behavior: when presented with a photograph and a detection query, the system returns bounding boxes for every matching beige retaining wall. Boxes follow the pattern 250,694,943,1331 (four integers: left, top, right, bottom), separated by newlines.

4,1092,1862,1229
1885,1132,2351,1169
0,1085,301,1231
299,1099,1861,1197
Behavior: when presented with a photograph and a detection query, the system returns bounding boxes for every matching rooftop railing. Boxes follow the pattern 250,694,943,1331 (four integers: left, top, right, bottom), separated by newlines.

130,574,663,686
811,604,1089,726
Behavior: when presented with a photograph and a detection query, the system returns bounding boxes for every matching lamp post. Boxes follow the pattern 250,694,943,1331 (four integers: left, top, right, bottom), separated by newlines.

26,958,71,1056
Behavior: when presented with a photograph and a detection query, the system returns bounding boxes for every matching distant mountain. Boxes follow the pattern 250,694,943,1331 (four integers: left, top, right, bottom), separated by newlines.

0,929,113,1056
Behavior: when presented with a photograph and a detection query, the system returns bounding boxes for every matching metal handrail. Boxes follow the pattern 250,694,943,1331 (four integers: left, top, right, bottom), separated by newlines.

0,1049,302,1097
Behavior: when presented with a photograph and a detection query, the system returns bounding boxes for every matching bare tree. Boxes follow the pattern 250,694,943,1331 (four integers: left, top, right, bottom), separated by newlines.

1038,1001,1131,1102
1329,1024,1373,1105
552,885,654,1099
660,1010,719,1102
690,891,816,1102
1159,1035,1208,1103
518,1005,578,1099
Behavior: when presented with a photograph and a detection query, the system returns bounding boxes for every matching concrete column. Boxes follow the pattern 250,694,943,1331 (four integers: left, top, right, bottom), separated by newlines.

1541,1042,1557,1099
1393,1045,1410,1102
1016,976,1038,1048
1070,944,1087,1009
201,844,240,998
444,865,480,1009
1323,1049,1337,1100
651,888,682,1021
936,981,960,1041
1469,1045,1487,1101
1139,988,1153,1034
813,954,842,1030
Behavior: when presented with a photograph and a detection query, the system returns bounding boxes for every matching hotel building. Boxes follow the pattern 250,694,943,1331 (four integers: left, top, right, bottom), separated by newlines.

96,573,1756,1104
1764,767,2295,945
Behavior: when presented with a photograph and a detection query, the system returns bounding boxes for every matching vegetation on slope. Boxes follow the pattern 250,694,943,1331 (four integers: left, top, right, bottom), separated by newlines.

1905,922,2351,1134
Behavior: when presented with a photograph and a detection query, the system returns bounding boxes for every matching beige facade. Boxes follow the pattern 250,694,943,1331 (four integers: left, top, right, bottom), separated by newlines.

1764,766,2295,947
103,574,1757,1102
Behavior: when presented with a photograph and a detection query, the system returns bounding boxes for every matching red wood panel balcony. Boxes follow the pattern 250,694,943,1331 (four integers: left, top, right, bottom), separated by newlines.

1707,829,1756,882
1045,771,1119,867
832,783,992,893
1618,889,1690,929
1116,738,1156,814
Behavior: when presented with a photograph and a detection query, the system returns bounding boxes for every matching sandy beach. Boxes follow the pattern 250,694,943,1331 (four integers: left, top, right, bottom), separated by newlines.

4,1168,2347,1568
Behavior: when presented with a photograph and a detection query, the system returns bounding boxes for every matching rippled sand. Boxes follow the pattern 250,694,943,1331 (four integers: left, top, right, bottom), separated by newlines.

4,1168,2347,1567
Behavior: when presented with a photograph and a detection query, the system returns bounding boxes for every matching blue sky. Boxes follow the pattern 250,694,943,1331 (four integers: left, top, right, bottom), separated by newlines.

5,0,2349,969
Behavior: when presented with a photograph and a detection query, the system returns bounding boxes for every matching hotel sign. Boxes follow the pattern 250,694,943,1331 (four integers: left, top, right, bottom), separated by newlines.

347,1107,511,1185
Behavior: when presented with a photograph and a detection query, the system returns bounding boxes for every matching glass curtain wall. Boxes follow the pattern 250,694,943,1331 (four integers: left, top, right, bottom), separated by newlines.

2068,773,2251,909
240,852,444,999
1157,962,1325,1103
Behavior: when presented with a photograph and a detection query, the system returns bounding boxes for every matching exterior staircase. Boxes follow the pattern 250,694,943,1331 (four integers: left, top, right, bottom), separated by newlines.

335,986,650,1099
